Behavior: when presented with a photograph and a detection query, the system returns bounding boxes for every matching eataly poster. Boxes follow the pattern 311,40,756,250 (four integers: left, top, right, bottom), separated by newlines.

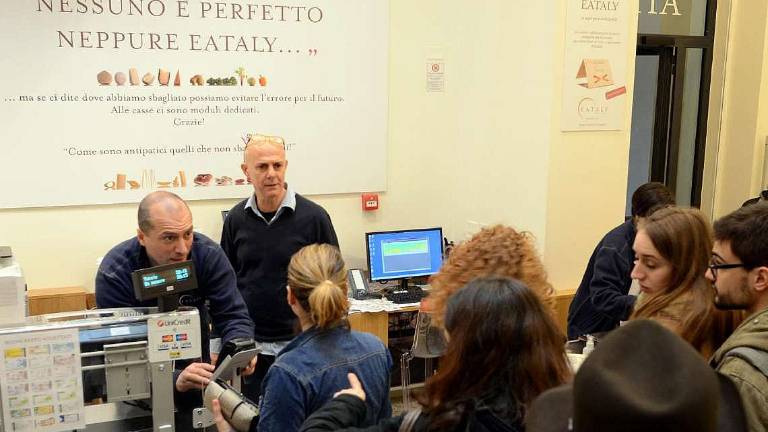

561,0,632,131
0,0,388,208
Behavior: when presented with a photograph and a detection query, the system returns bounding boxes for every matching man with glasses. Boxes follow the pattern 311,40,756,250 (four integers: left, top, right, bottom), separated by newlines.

707,202,768,431
221,133,338,401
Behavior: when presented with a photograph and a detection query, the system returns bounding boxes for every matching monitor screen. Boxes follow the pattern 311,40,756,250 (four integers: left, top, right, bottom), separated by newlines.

140,265,191,288
366,228,443,281
131,260,198,301
79,323,148,344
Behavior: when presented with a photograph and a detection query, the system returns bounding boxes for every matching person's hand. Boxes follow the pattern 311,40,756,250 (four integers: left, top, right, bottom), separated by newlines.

333,373,366,401
210,352,219,366
241,355,258,376
175,362,215,392
211,398,233,432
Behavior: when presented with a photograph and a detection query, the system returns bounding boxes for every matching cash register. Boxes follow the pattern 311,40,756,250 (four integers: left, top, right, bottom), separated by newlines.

0,307,200,432
0,260,257,432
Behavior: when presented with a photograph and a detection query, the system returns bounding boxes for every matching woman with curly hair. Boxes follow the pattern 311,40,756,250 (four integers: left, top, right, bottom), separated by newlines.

427,224,555,326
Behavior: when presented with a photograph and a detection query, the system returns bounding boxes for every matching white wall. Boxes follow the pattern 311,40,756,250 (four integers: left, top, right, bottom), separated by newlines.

708,0,768,217
544,0,638,291
0,0,557,291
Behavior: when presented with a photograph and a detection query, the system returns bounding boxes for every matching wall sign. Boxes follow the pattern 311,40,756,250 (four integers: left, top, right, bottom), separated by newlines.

561,0,632,131
0,1,389,208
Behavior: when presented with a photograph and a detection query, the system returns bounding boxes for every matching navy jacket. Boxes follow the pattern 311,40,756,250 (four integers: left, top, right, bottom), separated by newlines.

257,325,392,432
95,232,254,359
567,219,637,339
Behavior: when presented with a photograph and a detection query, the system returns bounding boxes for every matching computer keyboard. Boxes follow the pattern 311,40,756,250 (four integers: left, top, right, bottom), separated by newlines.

353,289,383,300
385,287,427,304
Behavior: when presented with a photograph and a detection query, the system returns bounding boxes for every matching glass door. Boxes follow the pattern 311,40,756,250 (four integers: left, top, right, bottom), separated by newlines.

626,0,716,210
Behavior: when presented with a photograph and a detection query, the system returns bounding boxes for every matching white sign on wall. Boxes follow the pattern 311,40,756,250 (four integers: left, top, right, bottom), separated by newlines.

426,58,445,93
561,0,631,131
0,1,389,208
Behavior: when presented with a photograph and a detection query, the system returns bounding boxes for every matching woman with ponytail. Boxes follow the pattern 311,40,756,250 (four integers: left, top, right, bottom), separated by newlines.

254,243,392,432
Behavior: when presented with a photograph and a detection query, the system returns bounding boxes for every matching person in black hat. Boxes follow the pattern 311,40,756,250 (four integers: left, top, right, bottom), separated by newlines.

740,190,768,207
527,320,746,432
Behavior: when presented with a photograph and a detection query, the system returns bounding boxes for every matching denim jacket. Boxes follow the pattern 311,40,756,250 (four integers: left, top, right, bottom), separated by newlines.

257,325,392,432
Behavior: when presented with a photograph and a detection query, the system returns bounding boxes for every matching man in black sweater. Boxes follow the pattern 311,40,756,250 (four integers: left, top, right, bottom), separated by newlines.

221,134,338,401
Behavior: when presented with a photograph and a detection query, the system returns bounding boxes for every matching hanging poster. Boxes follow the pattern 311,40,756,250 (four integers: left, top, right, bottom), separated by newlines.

561,0,632,131
0,1,388,208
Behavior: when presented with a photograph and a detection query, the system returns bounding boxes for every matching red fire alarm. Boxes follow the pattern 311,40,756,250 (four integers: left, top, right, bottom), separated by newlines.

362,193,379,211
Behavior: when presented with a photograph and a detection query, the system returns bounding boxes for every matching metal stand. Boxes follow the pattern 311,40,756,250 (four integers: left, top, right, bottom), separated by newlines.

150,361,175,432
104,341,151,402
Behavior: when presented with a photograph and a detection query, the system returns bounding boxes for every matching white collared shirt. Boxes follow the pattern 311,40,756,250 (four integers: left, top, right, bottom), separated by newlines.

244,183,297,225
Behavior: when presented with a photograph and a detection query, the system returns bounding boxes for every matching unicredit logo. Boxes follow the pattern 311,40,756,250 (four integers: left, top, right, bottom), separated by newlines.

157,318,192,327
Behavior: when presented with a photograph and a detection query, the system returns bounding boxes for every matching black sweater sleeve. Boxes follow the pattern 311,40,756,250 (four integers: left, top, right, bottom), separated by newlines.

300,395,403,432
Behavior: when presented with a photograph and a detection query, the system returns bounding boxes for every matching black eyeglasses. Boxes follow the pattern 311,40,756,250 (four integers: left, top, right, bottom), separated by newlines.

708,261,747,280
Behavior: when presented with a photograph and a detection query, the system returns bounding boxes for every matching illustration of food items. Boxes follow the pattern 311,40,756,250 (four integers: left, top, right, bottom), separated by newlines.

98,67,267,87
104,170,184,190
575,59,626,100
193,173,212,186
104,170,248,191
206,76,238,86
189,74,205,86
193,174,247,186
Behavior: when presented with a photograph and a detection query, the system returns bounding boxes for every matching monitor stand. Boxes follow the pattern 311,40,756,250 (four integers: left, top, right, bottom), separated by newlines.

157,294,181,313
398,279,412,291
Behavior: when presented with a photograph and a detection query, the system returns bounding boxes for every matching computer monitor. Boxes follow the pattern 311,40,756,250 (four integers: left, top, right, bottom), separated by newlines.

365,227,443,290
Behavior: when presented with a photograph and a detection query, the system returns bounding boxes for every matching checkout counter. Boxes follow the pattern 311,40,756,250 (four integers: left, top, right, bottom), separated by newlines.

0,307,199,431
0,259,258,432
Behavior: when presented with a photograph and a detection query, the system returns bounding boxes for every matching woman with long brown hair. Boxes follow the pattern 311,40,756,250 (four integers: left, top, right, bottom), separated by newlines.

630,207,740,357
298,277,571,432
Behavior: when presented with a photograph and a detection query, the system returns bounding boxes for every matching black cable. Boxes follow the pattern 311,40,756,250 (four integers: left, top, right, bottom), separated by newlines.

122,400,152,411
